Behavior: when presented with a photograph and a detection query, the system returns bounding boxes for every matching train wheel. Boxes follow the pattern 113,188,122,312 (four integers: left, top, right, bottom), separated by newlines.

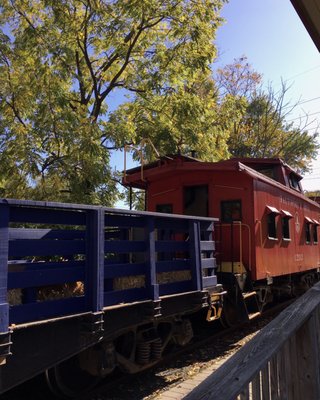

45,354,101,399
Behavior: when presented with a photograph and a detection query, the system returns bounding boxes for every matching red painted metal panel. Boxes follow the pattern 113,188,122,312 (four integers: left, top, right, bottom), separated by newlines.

135,156,320,283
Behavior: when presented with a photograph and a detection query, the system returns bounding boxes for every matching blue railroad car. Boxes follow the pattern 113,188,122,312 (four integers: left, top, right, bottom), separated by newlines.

0,198,223,397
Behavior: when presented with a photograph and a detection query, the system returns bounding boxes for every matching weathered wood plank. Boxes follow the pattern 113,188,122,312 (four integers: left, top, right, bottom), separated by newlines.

239,385,249,400
252,372,261,400
280,341,292,400
269,355,279,400
295,313,320,400
261,364,270,400
184,283,320,400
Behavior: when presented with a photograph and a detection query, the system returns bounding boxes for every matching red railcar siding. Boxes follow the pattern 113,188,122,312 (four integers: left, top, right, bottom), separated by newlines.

125,156,320,283
254,179,320,280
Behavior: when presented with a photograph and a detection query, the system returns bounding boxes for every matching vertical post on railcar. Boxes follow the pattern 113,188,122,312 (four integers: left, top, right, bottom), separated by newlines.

129,186,133,210
85,208,105,325
145,217,159,301
0,202,11,364
189,220,202,291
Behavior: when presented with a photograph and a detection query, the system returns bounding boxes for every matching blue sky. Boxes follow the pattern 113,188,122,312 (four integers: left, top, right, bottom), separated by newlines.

112,0,320,198
217,0,320,190
214,0,320,191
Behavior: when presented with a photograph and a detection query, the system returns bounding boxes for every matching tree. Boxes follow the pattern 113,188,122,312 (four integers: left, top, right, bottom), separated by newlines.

107,72,236,163
215,57,319,173
0,0,226,204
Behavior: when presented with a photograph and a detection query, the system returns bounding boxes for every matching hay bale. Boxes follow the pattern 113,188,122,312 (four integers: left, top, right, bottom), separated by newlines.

113,275,145,290
37,281,84,301
112,270,191,290
7,289,22,306
157,270,191,284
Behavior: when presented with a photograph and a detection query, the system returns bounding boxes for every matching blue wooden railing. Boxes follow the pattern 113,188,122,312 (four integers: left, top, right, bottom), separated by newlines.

0,199,217,329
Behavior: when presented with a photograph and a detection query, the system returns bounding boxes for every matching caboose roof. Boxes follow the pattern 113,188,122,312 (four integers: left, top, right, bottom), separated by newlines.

124,155,300,185
123,154,319,206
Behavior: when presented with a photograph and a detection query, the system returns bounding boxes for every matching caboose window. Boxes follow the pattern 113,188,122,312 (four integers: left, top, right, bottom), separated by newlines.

289,173,301,192
313,224,318,244
281,210,292,240
267,213,277,239
221,200,242,222
282,217,290,240
305,223,311,243
266,206,280,240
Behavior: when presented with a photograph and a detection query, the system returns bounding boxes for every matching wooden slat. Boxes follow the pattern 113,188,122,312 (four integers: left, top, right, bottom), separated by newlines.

10,206,86,225
9,296,86,324
277,346,288,399
105,214,145,228
8,267,85,289
104,262,146,278
252,373,261,400
156,259,190,272
286,335,298,399
261,363,270,400
105,240,146,253
239,385,249,400
155,241,189,252
9,228,85,240
158,280,192,296
269,356,279,400
104,287,148,306
9,239,85,257
7,260,84,271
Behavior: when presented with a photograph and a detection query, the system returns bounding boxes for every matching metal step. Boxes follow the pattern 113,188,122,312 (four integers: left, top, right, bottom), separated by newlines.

242,291,257,300
248,312,262,320
242,291,261,321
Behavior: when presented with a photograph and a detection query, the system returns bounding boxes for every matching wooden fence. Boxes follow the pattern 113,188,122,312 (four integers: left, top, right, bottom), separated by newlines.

185,281,320,400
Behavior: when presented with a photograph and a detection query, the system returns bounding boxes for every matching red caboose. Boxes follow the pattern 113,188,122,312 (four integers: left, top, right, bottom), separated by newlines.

124,155,320,323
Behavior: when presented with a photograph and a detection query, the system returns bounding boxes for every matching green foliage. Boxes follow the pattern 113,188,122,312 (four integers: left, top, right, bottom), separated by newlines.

107,73,234,162
216,58,319,173
0,0,226,204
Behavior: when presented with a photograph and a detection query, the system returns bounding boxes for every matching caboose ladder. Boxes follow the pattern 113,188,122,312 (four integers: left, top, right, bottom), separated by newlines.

242,291,261,320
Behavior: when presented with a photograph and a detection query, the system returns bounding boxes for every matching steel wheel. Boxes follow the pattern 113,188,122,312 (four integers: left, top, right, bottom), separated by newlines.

45,354,101,399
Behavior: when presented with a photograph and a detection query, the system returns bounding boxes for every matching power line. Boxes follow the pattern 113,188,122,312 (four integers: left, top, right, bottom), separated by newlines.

283,96,320,110
286,111,320,122
284,65,320,82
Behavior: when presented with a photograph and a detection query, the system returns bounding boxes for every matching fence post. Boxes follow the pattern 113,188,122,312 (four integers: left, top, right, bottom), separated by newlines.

189,220,202,291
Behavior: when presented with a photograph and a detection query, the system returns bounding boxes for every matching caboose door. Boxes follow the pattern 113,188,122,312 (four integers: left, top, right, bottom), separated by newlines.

183,185,208,217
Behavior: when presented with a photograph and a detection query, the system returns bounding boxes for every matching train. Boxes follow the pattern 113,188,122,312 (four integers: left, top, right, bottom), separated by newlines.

0,154,319,397
124,155,320,324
